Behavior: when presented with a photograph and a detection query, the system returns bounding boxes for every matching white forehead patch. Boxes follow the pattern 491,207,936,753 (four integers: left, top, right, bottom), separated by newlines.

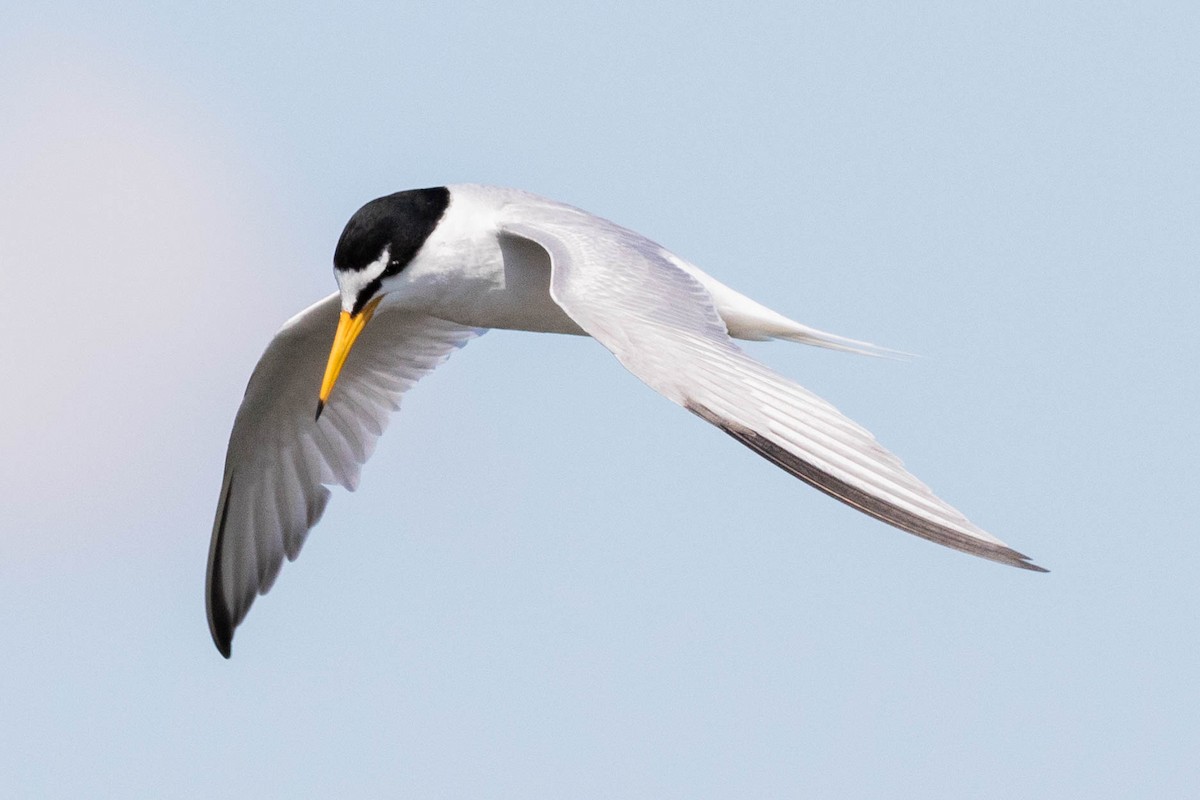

335,244,391,312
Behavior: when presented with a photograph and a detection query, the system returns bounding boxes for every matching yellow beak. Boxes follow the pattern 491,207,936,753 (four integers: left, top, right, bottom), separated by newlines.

316,296,384,420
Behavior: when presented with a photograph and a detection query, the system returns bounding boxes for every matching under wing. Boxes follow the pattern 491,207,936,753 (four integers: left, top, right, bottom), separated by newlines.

206,293,480,656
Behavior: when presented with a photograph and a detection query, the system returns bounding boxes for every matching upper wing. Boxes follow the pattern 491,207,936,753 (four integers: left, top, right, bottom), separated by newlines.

206,293,481,656
499,205,1045,573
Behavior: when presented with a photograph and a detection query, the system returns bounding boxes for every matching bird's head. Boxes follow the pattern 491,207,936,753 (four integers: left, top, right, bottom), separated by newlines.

317,187,451,419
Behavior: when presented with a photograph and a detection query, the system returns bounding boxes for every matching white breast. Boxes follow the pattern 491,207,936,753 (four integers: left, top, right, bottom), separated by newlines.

383,185,586,335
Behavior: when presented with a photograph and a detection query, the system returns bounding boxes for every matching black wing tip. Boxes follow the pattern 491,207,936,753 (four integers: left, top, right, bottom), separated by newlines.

685,401,1050,574
212,626,233,659
206,584,236,660
983,544,1049,573
206,578,236,659
979,542,1050,573
206,470,237,659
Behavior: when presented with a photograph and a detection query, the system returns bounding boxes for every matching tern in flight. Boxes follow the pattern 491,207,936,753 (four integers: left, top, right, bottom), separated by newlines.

207,184,1045,657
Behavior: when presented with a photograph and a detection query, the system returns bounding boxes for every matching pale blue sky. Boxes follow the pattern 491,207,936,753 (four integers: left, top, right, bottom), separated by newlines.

2,2,1197,797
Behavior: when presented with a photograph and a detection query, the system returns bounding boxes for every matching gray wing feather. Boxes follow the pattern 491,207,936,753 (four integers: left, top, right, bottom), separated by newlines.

206,294,480,656
500,204,1044,573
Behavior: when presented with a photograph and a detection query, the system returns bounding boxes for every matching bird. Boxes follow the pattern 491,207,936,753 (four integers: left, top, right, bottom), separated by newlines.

206,184,1045,657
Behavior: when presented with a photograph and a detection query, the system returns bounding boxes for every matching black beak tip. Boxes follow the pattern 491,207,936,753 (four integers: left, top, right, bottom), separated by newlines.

314,399,325,422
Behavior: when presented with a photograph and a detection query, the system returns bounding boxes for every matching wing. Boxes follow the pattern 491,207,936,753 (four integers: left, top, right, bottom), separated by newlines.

207,293,481,656
499,205,1045,573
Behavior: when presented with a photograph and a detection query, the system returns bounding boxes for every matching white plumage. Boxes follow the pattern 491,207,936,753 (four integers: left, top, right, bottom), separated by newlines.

207,184,1044,657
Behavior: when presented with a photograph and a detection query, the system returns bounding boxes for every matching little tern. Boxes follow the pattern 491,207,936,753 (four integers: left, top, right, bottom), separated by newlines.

207,184,1045,657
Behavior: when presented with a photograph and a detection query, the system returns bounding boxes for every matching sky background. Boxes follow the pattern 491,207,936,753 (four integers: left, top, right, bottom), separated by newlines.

1,2,1197,797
